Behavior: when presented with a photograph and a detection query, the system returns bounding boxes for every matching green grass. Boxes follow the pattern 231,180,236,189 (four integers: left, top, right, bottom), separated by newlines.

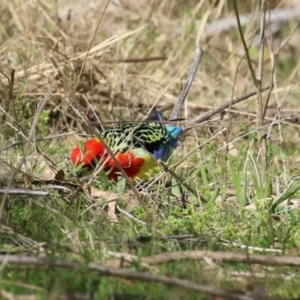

2,137,300,298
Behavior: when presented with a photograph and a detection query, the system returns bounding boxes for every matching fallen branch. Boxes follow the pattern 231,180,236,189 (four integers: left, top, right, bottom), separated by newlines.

0,255,253,300
139,250,299,266
0,189,48,196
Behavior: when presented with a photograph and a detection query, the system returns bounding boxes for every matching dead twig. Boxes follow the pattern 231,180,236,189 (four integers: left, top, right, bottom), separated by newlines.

256,0,268,174
185,86,270,131
232,0,257,84
171,43,203,120
0,189,48,196
138,250,300,267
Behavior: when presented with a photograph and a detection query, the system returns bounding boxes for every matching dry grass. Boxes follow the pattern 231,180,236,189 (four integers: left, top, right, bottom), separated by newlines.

1,0,299,138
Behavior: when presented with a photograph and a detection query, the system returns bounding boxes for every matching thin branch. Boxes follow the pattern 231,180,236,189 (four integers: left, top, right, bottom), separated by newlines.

0,189,48,196
256,0,268,173
138,250,300,267
171,43,203,120
185,86,270,130
232,0,257,84
9,69,16,120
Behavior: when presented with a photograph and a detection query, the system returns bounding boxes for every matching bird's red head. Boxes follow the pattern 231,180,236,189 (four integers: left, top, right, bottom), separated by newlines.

70,138,105,169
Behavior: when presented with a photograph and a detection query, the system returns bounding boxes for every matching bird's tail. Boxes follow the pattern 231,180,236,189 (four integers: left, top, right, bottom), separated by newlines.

145,108,165,122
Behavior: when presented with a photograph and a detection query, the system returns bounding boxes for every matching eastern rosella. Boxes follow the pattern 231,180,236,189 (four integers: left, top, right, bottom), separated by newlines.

70,109,183,181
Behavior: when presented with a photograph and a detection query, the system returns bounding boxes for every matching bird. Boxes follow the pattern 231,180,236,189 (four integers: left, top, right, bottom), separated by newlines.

70,109,183,181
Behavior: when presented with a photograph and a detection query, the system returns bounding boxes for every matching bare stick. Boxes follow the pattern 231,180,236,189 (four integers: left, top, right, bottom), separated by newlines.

0,189,48,196
256,0,267,173
171,44,203,120
9,69,16,121
185,86,270,131
232,0,257,84
138,250,300,267
0,255,254,300
233,0,268,176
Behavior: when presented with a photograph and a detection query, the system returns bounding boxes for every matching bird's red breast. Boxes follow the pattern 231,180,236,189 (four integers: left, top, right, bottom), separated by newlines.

70,138,145,181
106,152,145,181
